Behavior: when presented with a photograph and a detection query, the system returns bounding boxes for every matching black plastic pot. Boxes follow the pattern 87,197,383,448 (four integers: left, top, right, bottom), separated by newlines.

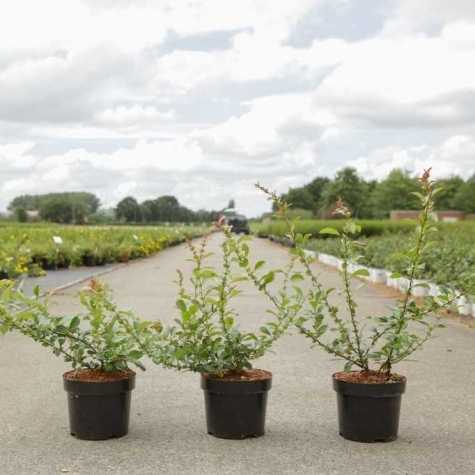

63,372,135,440
333,373,406,442
201,371,272,439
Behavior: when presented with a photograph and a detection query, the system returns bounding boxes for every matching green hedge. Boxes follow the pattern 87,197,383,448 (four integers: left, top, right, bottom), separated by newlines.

253,219,418,239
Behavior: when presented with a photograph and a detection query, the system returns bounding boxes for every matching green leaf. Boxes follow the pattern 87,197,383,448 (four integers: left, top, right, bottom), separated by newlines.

128,350,143,360
198,269,217,279
410,191,424,200
319,227,340,236
69,316,80,330
352,268,369,278
176,299,187,313
259,271,275,289
254,260,265,270
260,326,271,336
345,222,361,235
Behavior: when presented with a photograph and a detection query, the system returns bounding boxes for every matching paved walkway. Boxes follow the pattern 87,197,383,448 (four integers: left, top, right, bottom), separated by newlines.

19,263,122,296
1,234,474,475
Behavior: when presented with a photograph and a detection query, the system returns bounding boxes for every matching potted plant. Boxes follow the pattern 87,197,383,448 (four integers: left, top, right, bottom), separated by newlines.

0,279,152,440
257,170,459,442
144,233,301,439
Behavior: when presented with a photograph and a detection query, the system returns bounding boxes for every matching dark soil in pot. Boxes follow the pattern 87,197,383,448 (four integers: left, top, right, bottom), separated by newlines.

63,369,135,440
333,371,406,443
201,369,272,439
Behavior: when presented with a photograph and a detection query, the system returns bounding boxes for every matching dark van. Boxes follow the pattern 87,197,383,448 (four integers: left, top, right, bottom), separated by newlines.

228,215,250,234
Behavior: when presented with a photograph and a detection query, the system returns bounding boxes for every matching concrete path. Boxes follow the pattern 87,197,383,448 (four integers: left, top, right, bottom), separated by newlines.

1,234,474,475
19,263,122,296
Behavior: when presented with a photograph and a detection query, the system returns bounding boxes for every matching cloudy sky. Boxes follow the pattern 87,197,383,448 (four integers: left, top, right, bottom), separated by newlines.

1,0,475,216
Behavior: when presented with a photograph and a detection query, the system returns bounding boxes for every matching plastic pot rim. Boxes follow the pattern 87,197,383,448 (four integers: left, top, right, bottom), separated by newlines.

332,372,406,398
201,371,272,394
63,371,136,395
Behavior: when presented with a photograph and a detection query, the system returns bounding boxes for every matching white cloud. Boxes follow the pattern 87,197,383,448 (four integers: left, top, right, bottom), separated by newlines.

0,0,314,55
383,0,475,35
194,92,338,160
95,105,176,129
151,36,348,96
313,30,475,127
349,135,475,180
1,1,475,217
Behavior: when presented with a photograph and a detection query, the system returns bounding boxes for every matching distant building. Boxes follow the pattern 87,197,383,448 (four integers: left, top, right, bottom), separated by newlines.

390,210,467,222
26,210,41,221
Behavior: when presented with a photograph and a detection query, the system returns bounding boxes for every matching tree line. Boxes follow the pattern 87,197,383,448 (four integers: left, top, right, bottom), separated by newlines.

7,192,220,224
7,167,475,224
276,168,475,218
8,193,100,223
114,195,220,224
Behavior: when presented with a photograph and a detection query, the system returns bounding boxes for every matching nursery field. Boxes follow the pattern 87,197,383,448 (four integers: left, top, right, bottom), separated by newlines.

254,220,475,295
0,223,208,279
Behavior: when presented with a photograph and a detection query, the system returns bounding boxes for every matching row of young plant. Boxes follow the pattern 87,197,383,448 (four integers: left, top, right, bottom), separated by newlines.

0,170,463,443
0,224,207,279
255,218,418,240
289,223,475,317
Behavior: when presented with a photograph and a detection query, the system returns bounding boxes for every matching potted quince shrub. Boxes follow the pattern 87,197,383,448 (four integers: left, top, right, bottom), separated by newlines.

146,233,301,439
258,169,459,442
0,279,152,440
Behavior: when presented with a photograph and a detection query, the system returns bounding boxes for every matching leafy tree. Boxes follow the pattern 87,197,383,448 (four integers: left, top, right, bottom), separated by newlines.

283,187,315,211
69,192,100,214
306,177,331,210
435,176,464,210
452,174,475,213
116,196,142,223
39,197,88,224
9,192,100,223
138,195,207,223
8,195,41,211
156,195,179,215
320,167,369,218
194,209,220,223
15,207,28,223
39,198,70,224
140,200,157,222
369,169,420,218
153,195,180,221
176,205,195,223
275,177,330,214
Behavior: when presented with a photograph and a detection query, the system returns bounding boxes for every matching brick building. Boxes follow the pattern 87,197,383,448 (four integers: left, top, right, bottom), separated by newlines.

390,210,468,222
